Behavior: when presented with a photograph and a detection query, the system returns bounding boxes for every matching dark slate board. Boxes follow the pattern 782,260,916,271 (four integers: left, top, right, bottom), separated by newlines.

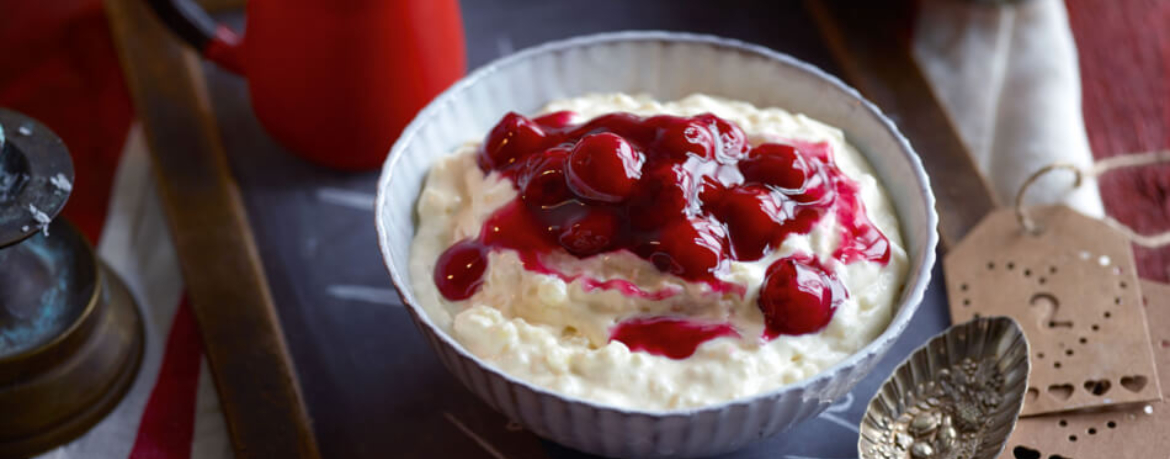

205,1,951,457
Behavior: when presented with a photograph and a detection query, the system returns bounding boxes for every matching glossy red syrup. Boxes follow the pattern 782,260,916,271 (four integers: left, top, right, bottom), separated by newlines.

608,317,739,359
433,110,892,357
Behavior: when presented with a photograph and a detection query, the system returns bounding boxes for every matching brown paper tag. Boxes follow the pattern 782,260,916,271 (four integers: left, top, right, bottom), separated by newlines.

999,280,1170,459
945,206,1162,416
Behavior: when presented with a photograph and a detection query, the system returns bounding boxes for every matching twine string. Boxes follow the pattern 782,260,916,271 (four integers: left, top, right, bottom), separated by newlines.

1014,150,1170,248
1014,163,1082,233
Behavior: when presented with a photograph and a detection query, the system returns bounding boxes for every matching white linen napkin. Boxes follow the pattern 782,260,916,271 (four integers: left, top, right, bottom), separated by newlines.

913,0,1105,218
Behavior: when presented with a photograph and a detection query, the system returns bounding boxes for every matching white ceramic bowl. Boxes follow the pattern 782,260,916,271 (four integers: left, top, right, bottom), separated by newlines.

375,31,938,458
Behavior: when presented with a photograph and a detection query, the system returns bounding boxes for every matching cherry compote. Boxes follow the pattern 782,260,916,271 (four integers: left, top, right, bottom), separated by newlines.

434,110,892,356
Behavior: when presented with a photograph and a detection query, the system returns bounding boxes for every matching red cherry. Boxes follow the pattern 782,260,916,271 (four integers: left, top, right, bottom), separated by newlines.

566,132,644,203
518,147,572,209
630,162,694,230
481,112,547,170
716,188,787,261
434,240,489,301
558,209,620,257
693,113,749,163
650,115,715,160
758,256,844,337
786,166,835,205
575,113,656,144
740,143,810,190
697,175,732,210
650,217,727,279
481,200,562,251
783,206,826,236
533,111,576,129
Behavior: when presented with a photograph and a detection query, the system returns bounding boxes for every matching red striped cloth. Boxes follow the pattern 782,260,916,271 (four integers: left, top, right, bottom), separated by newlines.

129,298,202,459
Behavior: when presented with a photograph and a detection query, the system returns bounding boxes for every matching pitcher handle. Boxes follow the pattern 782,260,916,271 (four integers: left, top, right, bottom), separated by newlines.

145,0,246,74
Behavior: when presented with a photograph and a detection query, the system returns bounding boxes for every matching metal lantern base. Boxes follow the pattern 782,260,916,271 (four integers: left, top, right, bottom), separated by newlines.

0,220,145,459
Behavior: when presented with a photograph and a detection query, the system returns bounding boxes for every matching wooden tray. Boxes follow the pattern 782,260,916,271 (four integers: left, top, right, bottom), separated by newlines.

104,0,320,457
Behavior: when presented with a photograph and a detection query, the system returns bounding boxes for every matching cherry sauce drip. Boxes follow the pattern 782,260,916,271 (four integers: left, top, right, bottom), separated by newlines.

608,317,739,359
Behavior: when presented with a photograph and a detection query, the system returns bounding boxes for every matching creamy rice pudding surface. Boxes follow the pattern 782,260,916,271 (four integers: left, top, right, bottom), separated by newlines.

407,93,908,410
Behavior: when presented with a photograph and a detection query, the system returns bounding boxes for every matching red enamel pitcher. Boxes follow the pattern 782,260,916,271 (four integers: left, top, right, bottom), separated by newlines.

147,0,466,170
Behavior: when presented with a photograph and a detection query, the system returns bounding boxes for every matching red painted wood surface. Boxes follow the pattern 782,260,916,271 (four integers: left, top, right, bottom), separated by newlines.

1067,0,1170,281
